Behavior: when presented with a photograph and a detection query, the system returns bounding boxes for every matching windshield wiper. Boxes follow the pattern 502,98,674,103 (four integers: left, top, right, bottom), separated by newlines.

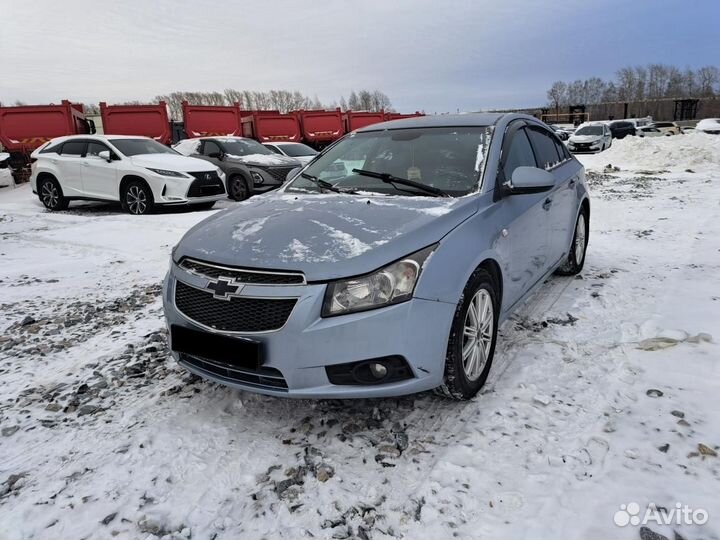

351,169,450,197
300,172,356,194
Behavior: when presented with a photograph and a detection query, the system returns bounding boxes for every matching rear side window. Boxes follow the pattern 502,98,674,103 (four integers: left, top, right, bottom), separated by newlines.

503,129,536,180
266,145,282,154
60,141,86,156
527,128,561,170
552,138,570,162
40,143,62,154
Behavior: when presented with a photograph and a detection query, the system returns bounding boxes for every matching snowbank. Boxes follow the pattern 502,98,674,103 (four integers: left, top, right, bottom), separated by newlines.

579,132,720,172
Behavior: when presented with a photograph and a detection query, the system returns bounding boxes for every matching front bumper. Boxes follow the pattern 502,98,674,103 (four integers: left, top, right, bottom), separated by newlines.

162,262,456,398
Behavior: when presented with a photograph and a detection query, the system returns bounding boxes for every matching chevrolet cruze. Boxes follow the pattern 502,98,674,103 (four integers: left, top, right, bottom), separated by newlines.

31,135,226,214
163,113,590,400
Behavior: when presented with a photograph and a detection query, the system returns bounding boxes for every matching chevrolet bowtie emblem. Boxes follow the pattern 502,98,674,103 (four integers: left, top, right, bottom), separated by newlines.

206,278,244,300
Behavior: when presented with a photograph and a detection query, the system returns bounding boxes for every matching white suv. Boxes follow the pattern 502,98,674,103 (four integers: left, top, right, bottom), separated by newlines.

30,135,227,214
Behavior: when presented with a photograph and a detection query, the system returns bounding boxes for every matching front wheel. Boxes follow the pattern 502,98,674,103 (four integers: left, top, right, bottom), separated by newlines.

556,209,589,276
228,175,250,201
122,181,154,215
436,269,499,400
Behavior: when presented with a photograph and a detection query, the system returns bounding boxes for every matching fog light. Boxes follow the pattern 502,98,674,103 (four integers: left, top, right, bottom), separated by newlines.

369,362,387,379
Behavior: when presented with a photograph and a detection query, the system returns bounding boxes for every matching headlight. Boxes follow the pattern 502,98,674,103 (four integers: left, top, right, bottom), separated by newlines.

251,170,264,184
146,168,187,178
322,244,437,317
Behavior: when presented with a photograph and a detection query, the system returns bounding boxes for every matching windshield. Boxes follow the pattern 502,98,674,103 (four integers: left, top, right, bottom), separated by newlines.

278,143,318,157
219,138,273,156
110,138,177,156
575,126,603,136
287,127,490,197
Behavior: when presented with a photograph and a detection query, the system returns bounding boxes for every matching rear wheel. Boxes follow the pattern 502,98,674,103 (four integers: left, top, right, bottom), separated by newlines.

436,269,498,400
556,209,588,276
122,180,154,215
228,175,250,201
39,177,68,211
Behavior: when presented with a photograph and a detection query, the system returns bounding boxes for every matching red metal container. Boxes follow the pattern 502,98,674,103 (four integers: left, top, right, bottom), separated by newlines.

384,111,425,121
100,102,171,144
295,108,345,145
241,111,301,143
182,101,242,138
343,110,386,132
0,100,93,154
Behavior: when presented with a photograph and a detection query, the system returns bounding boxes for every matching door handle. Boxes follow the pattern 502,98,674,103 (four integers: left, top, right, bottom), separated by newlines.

569,178,577,187
543,198,553,210
82,162,90,167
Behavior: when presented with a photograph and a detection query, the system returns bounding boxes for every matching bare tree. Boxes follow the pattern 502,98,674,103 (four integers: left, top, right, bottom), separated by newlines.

546,81,567,113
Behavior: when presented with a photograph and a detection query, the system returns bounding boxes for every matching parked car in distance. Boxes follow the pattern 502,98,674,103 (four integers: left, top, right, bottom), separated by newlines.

164,113,590,400
567,123,612,153
608,120,636,139
0,152,13,187
174,136,301,201
548,124,569,141
263,142,319,165
636,126,664,138
695,118,720,134
30,135,226,214
649,121,682,135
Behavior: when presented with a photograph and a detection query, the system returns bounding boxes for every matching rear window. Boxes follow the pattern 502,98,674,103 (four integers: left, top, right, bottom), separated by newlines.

60,141,86,156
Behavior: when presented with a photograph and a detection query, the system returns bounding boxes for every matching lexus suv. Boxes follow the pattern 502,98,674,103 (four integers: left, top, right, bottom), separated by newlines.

173,137,301,201
30,135,226,214
163,113,590,400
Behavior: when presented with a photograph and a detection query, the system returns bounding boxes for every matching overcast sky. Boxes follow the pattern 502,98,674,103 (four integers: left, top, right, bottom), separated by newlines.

2,0,718,112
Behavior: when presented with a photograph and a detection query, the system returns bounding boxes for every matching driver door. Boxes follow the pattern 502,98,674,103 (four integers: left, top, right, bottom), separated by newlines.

198,140,224,168
81,141,119,200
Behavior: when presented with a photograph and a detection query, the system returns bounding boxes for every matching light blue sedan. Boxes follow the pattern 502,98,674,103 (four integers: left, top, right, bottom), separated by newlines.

163,113,589,400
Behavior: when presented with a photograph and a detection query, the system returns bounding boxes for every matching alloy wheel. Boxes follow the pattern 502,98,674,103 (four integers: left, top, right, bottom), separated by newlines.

462,289,494,381
127,185,147,214
575,213,586,263
41,182,59,209
231,177,248,200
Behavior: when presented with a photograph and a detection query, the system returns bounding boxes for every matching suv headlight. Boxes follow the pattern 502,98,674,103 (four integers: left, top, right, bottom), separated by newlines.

251,170,265,184
146,168,187,178
322,244,437,317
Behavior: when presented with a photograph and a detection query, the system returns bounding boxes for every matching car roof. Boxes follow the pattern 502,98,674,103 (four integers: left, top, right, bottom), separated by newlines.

183,136,253,142
355,112,506,132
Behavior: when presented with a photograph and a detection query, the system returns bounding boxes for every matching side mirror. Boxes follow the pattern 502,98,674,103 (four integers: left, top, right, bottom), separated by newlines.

286,166,301,182
505,166,555,195
98,150,112,163
208,152,224,160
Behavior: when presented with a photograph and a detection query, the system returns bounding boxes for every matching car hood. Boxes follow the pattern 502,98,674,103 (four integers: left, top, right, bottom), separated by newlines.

174,192,479,281
130,154,216,173
569,135,602,143
225,153,300,168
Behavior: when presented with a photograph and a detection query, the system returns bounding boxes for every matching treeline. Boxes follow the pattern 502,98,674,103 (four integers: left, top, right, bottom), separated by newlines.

80,88,393,119
547,64,720,109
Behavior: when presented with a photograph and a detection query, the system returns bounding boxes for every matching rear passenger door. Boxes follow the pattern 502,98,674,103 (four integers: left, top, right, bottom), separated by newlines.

526,126,576,266
56,140,87,196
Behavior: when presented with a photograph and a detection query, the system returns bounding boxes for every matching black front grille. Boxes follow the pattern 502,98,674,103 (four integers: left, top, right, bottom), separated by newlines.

175,280,296,332
180,353,288,390
264,166,295,183
187,171,225,197
180,258,305,285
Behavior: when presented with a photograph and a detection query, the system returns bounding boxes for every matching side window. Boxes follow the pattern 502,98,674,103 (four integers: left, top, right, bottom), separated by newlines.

60,140,86,156
40,143,61,154
266,145,282,155
552,138,568,162
527,128,561,170
502,128,536,180
87,142,109,157
202,141,221,156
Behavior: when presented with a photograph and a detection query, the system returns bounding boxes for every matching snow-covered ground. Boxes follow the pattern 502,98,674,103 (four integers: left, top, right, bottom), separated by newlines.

1,134,719,540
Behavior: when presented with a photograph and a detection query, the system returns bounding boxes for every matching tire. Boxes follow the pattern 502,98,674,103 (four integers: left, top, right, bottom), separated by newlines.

194,202,216,211
556,209,589,276
38,177,68,211
436,269,499,400
228,175,250,201
121,180,154,215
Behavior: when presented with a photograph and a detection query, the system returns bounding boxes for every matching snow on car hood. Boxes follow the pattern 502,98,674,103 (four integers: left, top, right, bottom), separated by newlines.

175,193,479,281
225,153,300,167
129,154,216,173
569,135,602,144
